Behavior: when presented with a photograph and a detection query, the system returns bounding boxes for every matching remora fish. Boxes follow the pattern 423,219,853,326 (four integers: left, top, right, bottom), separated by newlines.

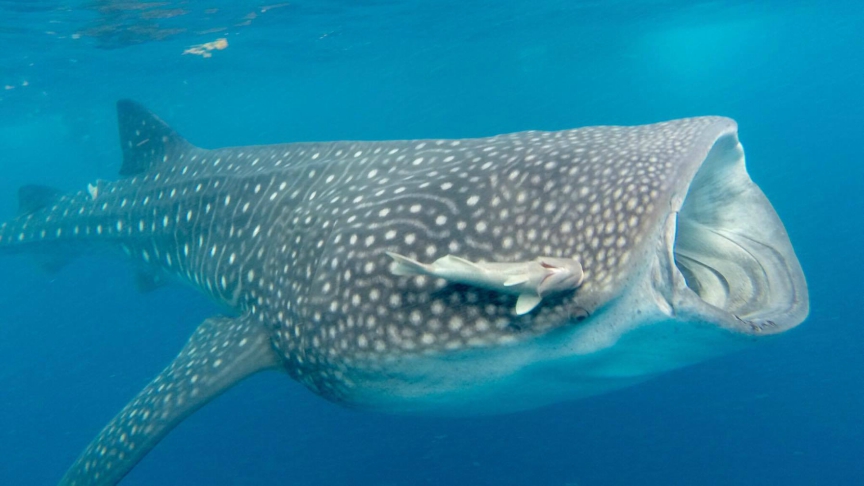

386,252,584,315
0,101,808,485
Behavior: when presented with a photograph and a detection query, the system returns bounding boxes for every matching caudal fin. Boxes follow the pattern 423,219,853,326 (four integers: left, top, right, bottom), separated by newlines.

17,184,62,216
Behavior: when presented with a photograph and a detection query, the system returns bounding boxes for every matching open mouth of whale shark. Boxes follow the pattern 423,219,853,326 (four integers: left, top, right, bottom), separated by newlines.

366,127,809,415
669,132,807,335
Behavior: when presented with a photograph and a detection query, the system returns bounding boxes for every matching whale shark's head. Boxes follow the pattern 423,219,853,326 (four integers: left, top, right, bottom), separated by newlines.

595,119,809,342
334,117,808,414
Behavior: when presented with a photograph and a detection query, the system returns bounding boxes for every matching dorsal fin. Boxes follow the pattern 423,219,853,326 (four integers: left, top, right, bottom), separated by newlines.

116,99,194,177
17,184,62,216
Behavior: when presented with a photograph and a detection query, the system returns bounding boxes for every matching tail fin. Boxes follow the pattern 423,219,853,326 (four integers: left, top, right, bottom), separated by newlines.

5,185,73,272
385,251,427,277
17,184,62,216
116,99,194,177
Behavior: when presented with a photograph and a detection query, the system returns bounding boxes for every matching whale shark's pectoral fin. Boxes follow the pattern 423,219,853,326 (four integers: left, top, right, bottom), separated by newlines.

515,293,543,315
59,315,278,486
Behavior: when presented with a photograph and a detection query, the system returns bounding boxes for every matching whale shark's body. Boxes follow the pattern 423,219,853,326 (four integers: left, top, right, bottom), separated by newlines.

0,101,808,485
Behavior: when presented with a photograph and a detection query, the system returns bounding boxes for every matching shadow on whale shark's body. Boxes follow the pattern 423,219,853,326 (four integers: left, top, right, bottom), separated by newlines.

0,101,808,485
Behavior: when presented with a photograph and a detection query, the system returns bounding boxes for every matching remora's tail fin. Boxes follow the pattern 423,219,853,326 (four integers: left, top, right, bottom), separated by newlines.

116,99,195,177
59,314,279,486
386,251,429,277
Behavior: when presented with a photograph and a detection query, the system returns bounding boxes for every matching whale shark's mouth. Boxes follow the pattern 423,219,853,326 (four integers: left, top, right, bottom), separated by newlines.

671,134,808,334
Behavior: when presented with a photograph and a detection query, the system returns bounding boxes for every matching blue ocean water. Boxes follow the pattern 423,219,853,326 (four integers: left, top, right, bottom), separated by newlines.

1,0,862,484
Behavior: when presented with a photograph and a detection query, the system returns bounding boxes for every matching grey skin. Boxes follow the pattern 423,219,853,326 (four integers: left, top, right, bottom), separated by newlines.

0,100,808,485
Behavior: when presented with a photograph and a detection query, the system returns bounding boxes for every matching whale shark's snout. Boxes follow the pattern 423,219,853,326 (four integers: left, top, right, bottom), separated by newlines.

662,129,808,336
337,117,809,415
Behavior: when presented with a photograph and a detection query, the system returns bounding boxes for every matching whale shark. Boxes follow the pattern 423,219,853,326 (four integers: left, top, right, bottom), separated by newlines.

0,101,808,485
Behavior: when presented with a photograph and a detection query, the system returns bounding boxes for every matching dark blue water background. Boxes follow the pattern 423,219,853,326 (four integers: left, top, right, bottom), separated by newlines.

1,1,862,484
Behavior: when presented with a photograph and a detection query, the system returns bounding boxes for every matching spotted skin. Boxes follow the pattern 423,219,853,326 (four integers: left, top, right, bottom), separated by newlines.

0,101,808,485
61,316,276,485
